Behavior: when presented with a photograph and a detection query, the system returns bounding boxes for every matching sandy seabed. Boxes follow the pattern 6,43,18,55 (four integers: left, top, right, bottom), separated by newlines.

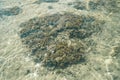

0,0,120,80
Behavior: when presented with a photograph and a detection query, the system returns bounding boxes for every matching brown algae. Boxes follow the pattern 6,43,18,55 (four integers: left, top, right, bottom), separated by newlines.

19,12,104,68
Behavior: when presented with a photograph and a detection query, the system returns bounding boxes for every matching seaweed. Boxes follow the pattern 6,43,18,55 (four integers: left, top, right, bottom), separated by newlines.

105,0,119,13
69,29,92,39
112,46,120,57
19,12,104,68
88,0,119,13
43,41,85,68
34,0,59,4
88,0,106,11
63,13,82,30
48,6,53,9
68,1,86,10
43,0,59,2
0,6,22,17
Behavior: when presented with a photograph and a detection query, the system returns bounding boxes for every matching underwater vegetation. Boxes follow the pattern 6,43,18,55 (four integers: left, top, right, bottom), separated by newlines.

88,0,120,13
67,0,120,13
0,6,22,17
88,0,105,10
34,0,59,4
105,0,120,13
112,46,120,58
43,41,85,68
69,29,91,39
68,0,103,10
19,12,104,68
48,6,53,9
68,1,86,10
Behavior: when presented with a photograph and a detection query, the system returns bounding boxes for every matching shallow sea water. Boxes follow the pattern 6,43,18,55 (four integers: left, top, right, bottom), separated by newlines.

0,0,120,80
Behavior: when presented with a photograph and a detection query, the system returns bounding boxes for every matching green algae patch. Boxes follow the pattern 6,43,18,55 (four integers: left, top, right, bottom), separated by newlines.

19,12,104,68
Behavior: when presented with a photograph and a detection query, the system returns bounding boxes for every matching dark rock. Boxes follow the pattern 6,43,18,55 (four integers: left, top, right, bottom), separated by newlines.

89,1,98,10
48,6,53,9
34,0,59,4
72,2,86,10
43,0,59,2
0,6,22,17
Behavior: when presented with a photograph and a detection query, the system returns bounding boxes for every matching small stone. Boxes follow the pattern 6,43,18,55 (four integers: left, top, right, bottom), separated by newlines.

48,6,53,9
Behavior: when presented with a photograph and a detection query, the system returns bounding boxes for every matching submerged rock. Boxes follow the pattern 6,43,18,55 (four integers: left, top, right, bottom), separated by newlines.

19,12,104,68
88,0,119,13
0,6,22,17
68,1,86,10
34,0,59,4
43,0,59,2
